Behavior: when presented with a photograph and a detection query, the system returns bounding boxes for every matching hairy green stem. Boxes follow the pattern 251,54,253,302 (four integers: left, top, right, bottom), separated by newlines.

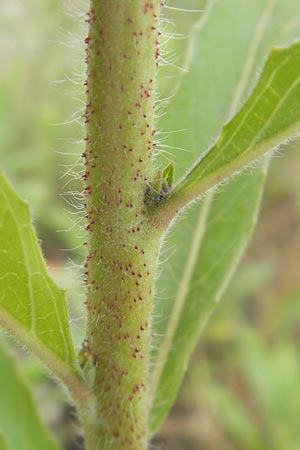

80,2,163,449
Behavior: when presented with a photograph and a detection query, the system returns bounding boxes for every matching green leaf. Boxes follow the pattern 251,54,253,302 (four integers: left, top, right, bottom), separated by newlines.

0,172,81,385
0,435,7,450
169,41,300,207
162,162,174,188
150,0,300,432
0,341,61,450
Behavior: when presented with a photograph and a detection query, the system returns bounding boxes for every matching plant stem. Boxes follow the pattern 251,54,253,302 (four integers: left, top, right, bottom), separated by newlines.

80,1,163,449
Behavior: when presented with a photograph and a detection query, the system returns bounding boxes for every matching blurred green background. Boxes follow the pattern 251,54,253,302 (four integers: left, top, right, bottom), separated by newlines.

1,1,300,449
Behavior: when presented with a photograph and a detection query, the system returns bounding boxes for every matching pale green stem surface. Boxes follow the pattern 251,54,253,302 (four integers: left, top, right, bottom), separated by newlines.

80,2,163,449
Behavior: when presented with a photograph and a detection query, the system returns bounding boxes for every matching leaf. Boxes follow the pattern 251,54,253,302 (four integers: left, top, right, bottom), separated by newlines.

0,435,7,450
169,41,300,208
162,162,174,189
0,341,61,450
150,0,300,433
0,172,81,386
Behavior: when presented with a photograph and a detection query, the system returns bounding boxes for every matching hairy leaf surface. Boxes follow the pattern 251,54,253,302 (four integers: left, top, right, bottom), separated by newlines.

171,42,300,204
150,0,300,432
0,342,61,450
0,172,79,380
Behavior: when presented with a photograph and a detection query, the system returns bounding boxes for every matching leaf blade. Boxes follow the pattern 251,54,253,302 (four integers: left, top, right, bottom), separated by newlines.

0,172,80,383
170,42,300,207
0,341,61,450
